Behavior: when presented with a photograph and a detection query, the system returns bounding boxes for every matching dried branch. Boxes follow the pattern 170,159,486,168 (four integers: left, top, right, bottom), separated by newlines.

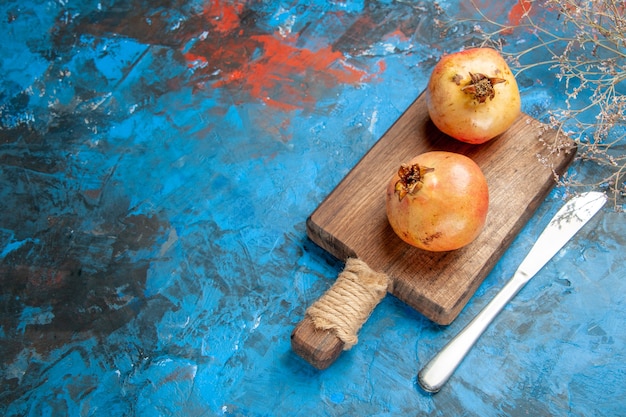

452,0,626,210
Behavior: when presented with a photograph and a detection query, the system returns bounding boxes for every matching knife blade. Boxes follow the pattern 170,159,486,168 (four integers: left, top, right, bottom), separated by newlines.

418,191,607,393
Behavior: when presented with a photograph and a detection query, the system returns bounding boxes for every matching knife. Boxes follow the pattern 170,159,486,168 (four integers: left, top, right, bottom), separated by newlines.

418,191,607,393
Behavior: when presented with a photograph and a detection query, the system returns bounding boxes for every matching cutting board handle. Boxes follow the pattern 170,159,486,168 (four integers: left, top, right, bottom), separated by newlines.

291,258,389,369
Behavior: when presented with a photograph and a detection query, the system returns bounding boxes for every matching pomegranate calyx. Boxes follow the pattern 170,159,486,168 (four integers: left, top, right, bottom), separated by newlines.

461,72,506,103
394,163,434,201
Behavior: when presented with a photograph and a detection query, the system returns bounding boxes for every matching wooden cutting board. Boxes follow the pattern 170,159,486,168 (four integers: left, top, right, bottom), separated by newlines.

292,92,575,369
308,92,575,322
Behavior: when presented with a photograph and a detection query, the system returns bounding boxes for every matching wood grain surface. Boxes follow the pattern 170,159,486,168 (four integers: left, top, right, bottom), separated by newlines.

306,92,576,326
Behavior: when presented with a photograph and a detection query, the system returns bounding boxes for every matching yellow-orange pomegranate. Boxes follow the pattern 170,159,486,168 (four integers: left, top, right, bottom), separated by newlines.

425,47,521,144
385,151,489,252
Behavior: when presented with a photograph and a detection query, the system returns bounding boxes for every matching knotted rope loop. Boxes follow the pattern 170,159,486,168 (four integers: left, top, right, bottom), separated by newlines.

305,258,390,350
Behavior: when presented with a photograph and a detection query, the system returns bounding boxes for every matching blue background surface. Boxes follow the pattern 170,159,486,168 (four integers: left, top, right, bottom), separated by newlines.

1,1,625,416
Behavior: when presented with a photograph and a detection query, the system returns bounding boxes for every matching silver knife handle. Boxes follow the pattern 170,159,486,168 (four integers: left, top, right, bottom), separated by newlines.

417,271,529,393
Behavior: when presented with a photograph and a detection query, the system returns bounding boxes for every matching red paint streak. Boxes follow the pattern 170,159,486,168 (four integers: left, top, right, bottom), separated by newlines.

204,0,245,34
250,34,368,111
185,1,383,112
376,60,386,74
507,0,532,27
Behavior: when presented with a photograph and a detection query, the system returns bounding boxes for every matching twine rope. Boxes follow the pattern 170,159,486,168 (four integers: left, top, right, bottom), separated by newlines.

305,258,390,350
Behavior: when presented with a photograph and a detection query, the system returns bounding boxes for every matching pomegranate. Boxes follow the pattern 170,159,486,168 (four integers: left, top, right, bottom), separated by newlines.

425,47,521,144
386,151,489,251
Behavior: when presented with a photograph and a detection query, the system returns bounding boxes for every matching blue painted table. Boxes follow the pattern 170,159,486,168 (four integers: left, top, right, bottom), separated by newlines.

1,1,625,416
